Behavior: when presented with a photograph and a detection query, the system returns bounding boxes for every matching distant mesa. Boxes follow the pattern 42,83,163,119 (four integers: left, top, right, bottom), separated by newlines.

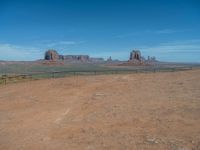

130,50,157,62
118,49,157,66
44,50,104,63
107,56,112,62
43,49,157,65
44,50,59,61
129,50,142,62
59,55,90,62
147,56,156,62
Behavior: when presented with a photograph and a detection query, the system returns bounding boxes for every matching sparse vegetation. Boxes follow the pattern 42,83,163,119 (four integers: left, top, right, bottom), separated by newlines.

0,62,196,85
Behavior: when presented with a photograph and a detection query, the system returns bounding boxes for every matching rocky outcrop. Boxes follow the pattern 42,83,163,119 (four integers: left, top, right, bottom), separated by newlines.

44,49,157,65
44,50,104,63
90,57,104,63
44,50,59,61
59,55,90,62
129,50,141,61
128,50,145,64
147,56,156,62
44,50,89,62
118,49,157,66
107,56,112,62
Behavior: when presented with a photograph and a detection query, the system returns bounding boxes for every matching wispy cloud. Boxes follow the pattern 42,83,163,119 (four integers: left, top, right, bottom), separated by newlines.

151,29,182,34
141,39,200,62
116,33,139,38
43,40,85,47
142,39,200,52
116,29,184,38
0,40,86,61
0,43,43,61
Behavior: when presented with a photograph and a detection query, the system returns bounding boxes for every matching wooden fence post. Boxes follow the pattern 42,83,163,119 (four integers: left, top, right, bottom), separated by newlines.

52,72,55,78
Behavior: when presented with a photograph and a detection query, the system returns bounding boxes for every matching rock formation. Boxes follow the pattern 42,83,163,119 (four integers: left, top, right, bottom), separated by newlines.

44,50,104,63
147,56,156,62
118,49,157,66
129,50,141,61
44,49,157,65
107,56,112,62
59,55,90,62
128,50,145,64
44,50,59,61
89,57,104,62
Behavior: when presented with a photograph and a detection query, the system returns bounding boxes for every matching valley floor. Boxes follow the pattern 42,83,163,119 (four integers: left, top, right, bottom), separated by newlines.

0,69,200,150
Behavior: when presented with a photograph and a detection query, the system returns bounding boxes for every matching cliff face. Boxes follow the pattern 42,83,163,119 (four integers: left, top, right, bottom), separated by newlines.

44,50,59,61
117,50,157,66
60,55,90,62
44,50,89,62
129,50,141,61
128,50,144,64
44,50,104,62
44,49,156,64
129,50,157,63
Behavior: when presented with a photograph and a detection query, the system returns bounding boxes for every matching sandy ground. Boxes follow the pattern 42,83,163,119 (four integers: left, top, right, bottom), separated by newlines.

0,69,200,150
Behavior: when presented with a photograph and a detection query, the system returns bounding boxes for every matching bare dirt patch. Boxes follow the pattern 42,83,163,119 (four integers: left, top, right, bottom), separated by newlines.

0,70,200,150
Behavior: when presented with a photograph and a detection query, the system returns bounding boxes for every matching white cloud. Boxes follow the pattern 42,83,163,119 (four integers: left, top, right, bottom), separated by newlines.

142,40,200,52
141,40,200,62
116,33,138,38
116,29,184,38
0,43,43,61
45,40,85,47
152,29,182,34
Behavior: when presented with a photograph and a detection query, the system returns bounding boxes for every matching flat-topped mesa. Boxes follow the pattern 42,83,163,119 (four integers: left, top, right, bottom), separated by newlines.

44,49,157,65
59,55,90,62
44,50,104,63
44,50,89,62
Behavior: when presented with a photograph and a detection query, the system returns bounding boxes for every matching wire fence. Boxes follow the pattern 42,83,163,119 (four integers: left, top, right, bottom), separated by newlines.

0,67,193,85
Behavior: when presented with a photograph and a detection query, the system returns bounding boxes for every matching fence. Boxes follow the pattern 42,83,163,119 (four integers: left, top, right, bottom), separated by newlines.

0,67,193,85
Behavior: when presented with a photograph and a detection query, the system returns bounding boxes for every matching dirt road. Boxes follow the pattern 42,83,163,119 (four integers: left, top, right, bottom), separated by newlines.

0,70,200,150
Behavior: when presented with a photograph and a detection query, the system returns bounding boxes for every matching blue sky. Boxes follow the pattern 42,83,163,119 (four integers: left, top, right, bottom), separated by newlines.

0,0,200,62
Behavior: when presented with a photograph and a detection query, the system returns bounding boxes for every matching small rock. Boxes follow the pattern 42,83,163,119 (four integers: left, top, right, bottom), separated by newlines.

146,137,159,144
191,140,195,144
94,93,106,96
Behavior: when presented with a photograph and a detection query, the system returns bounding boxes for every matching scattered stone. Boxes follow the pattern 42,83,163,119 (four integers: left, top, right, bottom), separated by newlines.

94,93,106,96
146,136,159,144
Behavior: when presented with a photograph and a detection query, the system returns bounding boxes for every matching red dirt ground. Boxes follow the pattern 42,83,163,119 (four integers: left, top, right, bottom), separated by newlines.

0,69,200,150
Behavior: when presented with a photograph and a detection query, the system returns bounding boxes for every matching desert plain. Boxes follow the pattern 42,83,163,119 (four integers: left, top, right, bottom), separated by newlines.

0,69,200,150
